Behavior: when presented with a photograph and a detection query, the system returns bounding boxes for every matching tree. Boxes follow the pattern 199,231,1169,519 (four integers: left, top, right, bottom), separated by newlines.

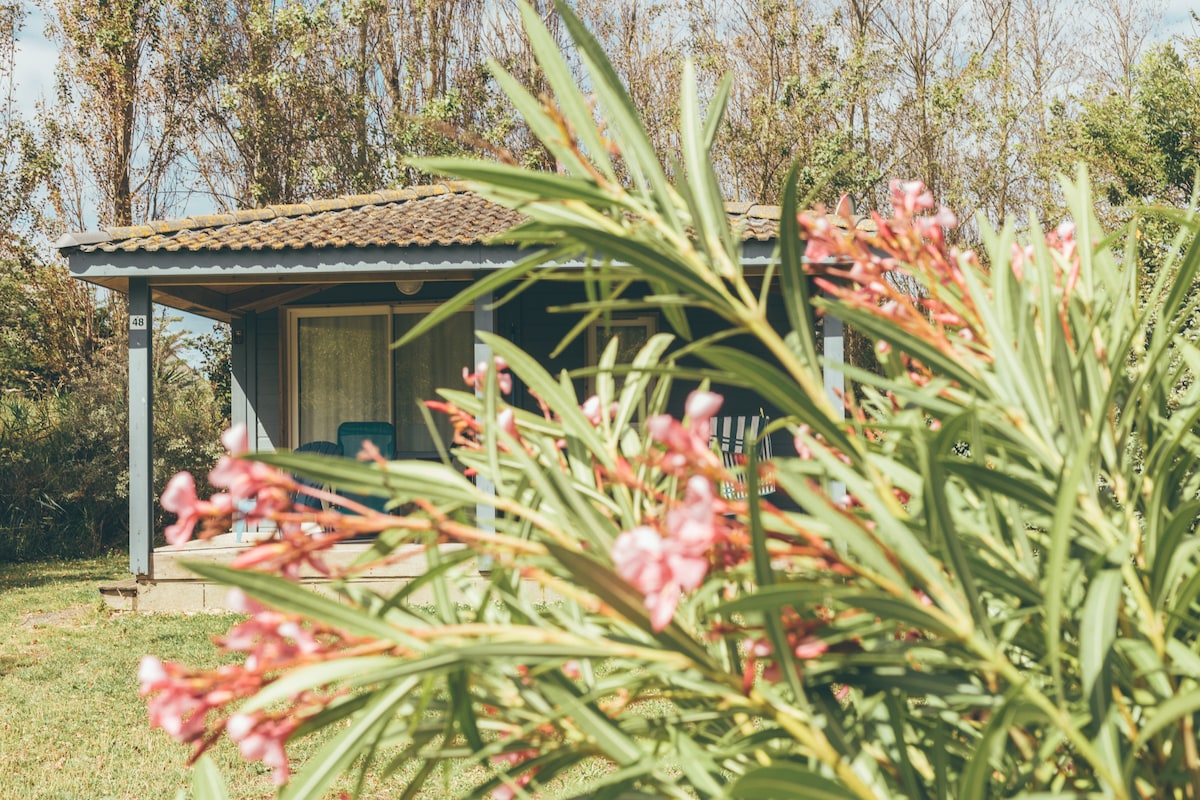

173,0,381,208
43,0,197,226
689,0,878,204
1071,41,1200,211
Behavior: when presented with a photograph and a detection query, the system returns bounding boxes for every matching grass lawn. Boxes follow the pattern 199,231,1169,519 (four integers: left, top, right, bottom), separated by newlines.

0,556,535,799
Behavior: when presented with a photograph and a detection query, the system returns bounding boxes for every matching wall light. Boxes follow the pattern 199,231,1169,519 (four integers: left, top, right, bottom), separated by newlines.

395,280,424,296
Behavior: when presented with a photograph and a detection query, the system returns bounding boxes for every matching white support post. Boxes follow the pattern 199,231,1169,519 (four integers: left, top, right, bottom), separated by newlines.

474,295,496,570
822,296,847,503
128,278,154,576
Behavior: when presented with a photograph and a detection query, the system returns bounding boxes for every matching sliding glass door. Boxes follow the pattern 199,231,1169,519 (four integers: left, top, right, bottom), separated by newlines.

393,309,473,457
290,304,473,457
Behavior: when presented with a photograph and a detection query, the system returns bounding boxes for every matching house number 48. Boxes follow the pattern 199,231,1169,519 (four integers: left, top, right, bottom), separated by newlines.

129,315,148,330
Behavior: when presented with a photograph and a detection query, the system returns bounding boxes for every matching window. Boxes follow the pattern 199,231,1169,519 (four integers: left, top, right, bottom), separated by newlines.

585,313,658,414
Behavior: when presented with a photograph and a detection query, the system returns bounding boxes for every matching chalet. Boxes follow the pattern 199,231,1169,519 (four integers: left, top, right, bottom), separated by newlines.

56,182,856,609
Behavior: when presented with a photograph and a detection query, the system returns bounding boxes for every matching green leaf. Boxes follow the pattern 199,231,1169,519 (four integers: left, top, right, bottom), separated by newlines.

551,0,678,222
1044,444,1092,708
957,688,1023,799
391,246,567,351
280,677,419,800
181,562,415,645
697,345,853,454
778,163,821,376
541,674,644,767
253,449,481,506
1080,568,1122,699
924,417,988,635
189,755,229,800
730,763,857,799
1132,686,1200,752
240,656,400,713
545,542,717,668
515,1,615,179
679,60,736,275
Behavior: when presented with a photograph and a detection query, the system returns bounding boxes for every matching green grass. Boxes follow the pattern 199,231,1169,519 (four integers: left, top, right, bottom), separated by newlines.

0,557,619,799
0,557,435,798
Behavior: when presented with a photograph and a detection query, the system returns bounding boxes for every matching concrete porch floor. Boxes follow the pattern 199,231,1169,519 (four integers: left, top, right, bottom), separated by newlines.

99,533,519,612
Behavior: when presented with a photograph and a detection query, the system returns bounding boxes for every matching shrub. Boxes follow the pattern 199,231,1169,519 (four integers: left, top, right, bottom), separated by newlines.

0,318,223,560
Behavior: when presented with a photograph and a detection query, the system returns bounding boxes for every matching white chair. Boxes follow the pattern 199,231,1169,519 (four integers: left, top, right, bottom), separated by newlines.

711,415,776,499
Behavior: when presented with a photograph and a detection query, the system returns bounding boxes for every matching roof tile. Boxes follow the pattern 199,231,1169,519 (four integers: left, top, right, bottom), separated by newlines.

61,182,868,255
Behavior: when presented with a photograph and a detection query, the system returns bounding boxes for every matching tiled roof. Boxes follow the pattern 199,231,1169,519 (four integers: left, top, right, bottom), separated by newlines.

55,182,790,255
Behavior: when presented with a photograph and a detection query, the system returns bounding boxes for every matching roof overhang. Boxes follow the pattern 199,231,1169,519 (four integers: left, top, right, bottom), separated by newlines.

63,239,781,322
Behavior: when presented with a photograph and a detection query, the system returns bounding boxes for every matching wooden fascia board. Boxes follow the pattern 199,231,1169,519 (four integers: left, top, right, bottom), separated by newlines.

64,239,779,280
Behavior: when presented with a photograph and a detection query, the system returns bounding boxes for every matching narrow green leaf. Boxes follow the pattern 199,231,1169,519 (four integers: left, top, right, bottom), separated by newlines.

253,450,481,506
697,346,853,455
957,688,1023,800
702,73,733,153
922,419,988,635
1132,686,1200,752
1080,568,1122,698
541,674,644,767
515,1,615,179
389,246,567,351
730,763,857,799
679,60,735,272
551,0,679,222
240,656,400,713
1044,445,1091,708
181,562,413,645
190,755,230,800
778,163,821,375
545,542,717,668
280,677,419,800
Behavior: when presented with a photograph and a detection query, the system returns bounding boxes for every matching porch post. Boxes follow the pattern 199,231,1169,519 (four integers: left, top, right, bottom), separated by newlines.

474,294,496,552
822,296,846,502
128,278,154,576
230,312,258,449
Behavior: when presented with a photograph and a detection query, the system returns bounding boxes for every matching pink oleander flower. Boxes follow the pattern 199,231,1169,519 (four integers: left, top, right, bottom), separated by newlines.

890,179,935,216
496,407,518,438
138,655,210,742
205,424,297,529
612,526,668,597
793,636,829,660
581,394,619,426
226,713,297,786
161,472,203,545
464,356,513,395
612,480,717,631
665,476,717,560
490,747,540,800
793,424,813,460
645,391,724,476
612,526,681,630
160,472,235,546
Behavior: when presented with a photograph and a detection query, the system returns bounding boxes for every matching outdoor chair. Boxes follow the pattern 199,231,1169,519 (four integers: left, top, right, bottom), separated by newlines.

336,421,396,461
291,440,343,511
336,421,396,515
711,415,776,499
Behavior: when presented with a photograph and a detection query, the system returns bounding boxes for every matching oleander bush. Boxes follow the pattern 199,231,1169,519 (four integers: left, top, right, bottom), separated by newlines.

143,2,1200,798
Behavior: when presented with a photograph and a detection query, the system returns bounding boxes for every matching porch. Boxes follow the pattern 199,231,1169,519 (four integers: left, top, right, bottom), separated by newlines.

96,534,551,612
